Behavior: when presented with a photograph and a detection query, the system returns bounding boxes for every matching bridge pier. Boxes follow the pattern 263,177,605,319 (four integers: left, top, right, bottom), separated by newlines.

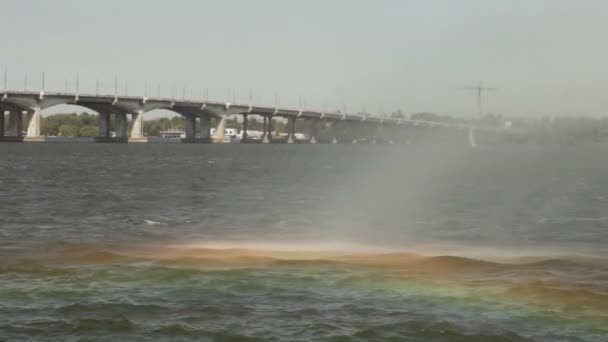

387,125,399,144
261,116,268,143
241,114,249,143
99,112,111,138
94,112,128,143
200,115,211,141
114,112,128,140
181,114,211,143
268,116,275,142
309,119,318,144
9,111,23,138
0,110,4,139
286,117,295,144
184,114,196,139
351,127,358,143
264,115,273,143
1,110,23,142
351,122,360,144
331,121,341,144
182,114,211,144
128,110,147,143
24,108,44,142
0,110,21,142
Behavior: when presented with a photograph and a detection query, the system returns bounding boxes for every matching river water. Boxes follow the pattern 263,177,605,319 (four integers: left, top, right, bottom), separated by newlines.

1,143,607,341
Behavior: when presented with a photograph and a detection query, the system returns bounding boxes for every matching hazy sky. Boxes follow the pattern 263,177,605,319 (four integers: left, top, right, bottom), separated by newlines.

1,0,607,117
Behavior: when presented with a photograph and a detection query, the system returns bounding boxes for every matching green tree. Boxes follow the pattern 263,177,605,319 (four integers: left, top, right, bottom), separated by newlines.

79,126,99,137
58,124,79,137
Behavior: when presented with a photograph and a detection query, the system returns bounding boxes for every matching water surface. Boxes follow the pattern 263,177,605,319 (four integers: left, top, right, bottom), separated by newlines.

1,143,607,341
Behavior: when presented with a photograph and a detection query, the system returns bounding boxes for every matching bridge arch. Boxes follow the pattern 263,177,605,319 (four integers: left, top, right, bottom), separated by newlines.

39,104,105,138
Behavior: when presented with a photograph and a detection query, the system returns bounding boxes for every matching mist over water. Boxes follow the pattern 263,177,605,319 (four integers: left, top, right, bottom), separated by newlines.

1,143,608,341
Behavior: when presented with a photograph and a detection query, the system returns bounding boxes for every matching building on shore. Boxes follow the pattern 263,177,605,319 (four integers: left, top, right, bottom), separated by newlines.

159,128,186,139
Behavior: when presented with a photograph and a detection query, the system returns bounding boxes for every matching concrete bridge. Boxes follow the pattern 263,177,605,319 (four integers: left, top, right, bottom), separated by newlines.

0,90,504,144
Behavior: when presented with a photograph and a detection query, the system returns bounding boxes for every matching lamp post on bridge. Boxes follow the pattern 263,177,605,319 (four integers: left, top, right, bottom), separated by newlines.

3,68,7,93
460,81,497,118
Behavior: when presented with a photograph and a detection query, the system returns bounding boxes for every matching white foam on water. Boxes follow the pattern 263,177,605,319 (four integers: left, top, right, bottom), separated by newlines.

537,216,608,224
144,219,166,225
169,240,397,254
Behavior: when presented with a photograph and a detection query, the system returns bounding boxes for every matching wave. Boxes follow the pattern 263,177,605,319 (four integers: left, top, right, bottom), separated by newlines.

336,320,534,342
504,281,608,309
408,255,502,273
154,323,196,336
5,318,533,341
3,241,608,273
0,317,136,335
2,241,608,338
144,219,167,226
4,241,608,316
1,242,140,268
537,216,608,224
59,303,165,317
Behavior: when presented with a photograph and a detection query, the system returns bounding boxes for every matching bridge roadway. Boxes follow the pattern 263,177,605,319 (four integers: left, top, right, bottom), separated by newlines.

0,90,501,144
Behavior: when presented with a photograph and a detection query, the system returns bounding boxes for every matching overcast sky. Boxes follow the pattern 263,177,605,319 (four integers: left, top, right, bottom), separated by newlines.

1,0,607,117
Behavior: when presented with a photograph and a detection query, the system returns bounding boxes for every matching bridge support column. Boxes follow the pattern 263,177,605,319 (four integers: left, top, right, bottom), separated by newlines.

184,114,196,139
385,126,395,144
128,110,147,143
269,116,275,142
181,114,210,143
115,112,128,140
24,108,44,142
0,111,4,138
264,115,273,143
261,116,268,143
241,114,249,143
350,123,359,144
200,115,211,141
309,119,317,144
286,117,295,144
99,112,110,138
372,123,385,144
9,111,23,138
182,114,211,144
0,110,23,142
331,121,340,144
95,112,126,143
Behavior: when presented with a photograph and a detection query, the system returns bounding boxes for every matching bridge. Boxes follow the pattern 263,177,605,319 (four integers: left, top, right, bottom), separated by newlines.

0,90,506,144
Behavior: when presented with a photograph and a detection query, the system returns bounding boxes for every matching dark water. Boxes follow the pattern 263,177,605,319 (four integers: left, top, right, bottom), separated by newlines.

1,143,607,341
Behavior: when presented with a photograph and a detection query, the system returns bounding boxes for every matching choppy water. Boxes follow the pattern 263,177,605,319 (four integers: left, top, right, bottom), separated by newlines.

1,143,607,341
